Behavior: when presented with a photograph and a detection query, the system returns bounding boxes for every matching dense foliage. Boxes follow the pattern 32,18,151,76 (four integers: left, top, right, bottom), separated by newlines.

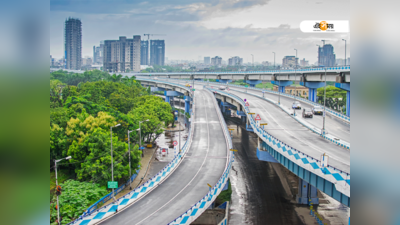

50,180,109,224
50,70,174,224
317,86,347,114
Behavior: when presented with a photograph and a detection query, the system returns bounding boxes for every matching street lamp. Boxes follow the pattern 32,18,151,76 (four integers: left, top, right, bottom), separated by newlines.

293,48,298,116
174,111,182,153
127,129,134,190
272,52,276,70
319,65,327,135
251,54,254,68
342,39,347,66
139,119,149,157
110,123,121,202
54,156,72,224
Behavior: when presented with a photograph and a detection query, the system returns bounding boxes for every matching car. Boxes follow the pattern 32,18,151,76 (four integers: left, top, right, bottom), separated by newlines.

292,101,301,109
312,106,323,115
185,83,191,87
302,108,313,118
153,77,158,80
219,86,226,90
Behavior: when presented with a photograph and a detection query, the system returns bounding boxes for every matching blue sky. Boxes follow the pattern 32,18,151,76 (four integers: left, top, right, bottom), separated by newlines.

50,0,350,63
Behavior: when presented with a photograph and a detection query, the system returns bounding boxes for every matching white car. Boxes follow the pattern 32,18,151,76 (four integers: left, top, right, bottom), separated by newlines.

292,101,301,109
219,86,226,90
154,77,158,80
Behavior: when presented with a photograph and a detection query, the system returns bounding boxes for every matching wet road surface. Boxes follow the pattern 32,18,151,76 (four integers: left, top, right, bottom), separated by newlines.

226,117,305,225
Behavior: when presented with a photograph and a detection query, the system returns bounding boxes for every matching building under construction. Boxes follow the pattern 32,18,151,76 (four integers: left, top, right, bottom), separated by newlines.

103,36,141,72
64,18,82,70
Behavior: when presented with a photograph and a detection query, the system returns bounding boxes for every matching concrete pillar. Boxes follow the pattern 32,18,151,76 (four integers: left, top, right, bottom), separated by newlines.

165,96,170,104
245,80,262,87
184,96,191,114
271,80,292,94
297,177,319,205
335,83,350,117
300,81,325,102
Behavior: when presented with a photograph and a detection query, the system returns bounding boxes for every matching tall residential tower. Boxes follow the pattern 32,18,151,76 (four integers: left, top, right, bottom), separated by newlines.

103,36,141,72
150,40,165,66
64,18,82,70
140,40,149,65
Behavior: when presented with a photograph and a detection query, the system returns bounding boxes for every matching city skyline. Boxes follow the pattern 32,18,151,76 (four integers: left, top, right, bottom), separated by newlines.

50,0,350,64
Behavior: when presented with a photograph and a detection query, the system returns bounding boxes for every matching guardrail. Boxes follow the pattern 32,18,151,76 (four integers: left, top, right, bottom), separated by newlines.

168,89,234,225
167,78,350,123
207,87,350,198
218,86,350,149
67,80,195,225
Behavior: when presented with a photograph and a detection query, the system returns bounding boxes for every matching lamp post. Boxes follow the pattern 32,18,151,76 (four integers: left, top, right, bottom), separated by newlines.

319,65,327,134
278,66,281,105
110,123,121,202
293,49,298,116
251,54,254,68
342,39,347,66
139,119,149,157
127,129,133,190
55,156,72,225
174,111,181,153
272,52,276,69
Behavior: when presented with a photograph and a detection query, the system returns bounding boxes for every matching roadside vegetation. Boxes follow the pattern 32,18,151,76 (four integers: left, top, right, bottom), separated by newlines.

50,70,174,224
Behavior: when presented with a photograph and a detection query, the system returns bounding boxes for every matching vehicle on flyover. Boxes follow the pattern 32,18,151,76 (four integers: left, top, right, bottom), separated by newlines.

185,83,191,87
302,108,313,118
292,101,301,109
159,145,169,156
219,86,226,90
312,106,323,115
153,77,158,80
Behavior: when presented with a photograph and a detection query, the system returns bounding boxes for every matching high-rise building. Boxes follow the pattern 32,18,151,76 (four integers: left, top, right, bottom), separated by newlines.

204,57,210,64
318,44,336,67
282,56,298,68
93,41,104,65
141,40,149,65
300,58,309,67
228,56,243,66
150,40,165,66
103,36,141,72
211,56,222,66
64,18,82,70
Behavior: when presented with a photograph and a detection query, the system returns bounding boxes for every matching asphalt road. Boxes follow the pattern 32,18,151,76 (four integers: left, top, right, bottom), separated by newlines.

227,118,305,225
100,90,228,225
227,89,350,173
217,84,350,143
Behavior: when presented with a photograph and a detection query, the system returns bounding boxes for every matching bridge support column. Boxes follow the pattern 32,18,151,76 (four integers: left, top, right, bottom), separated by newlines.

271,80,293,93
299,81,325,102
335,83,350,117
184,96,191,114
245,80,262,87
297,178,319,205
164,91,184,106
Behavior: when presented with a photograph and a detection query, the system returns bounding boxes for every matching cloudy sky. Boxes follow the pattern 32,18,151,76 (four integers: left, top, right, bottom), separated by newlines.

50,0,350,64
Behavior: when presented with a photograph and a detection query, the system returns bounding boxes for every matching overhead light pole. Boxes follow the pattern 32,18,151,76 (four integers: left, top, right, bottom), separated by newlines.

293,48,298,116
110,123,121,202
139,119,149,157
272,52,276,70
127,129,133,190
342,39,347,66
319,65,327,134
251,54,254,68
55,156,72,225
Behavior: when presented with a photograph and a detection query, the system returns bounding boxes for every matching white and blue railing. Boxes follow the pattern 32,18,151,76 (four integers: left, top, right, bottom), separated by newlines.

168,89,234,225
168,78,350,123
207,87,350,198
67,83,196,225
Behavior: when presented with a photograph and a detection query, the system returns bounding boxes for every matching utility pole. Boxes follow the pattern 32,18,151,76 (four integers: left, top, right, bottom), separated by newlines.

272,52,276,70
55,156,71,225
128,130,133,189
110,124,120,203
251,54,254,68
342,39,347,66
293,49,298,116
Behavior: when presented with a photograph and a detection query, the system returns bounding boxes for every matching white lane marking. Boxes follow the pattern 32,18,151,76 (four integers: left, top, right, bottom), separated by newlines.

134,91,213,225
252,99,349,166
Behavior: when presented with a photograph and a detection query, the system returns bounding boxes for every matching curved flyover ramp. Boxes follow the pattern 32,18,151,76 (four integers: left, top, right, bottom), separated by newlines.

97,89,229,225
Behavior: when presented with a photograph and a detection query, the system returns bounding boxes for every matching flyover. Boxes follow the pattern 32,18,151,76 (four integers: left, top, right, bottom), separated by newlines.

68,79,234,225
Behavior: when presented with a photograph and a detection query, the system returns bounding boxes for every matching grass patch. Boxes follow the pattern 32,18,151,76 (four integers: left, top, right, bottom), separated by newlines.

255,82,274,89
216,179,232,205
